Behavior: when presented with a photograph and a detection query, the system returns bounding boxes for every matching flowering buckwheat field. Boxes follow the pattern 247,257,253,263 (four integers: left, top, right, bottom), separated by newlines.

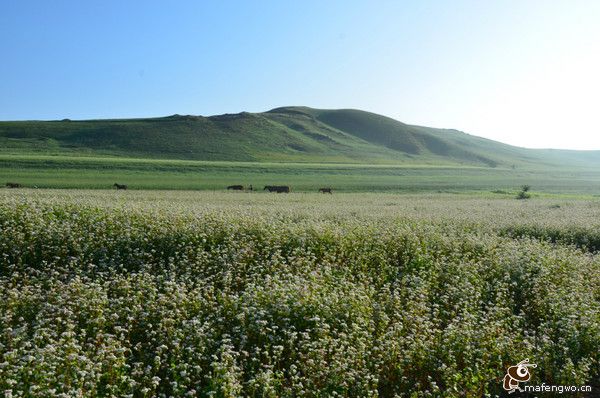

0,190,598,397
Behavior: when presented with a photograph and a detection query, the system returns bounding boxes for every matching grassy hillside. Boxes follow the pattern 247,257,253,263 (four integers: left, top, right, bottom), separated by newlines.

3,106,600,169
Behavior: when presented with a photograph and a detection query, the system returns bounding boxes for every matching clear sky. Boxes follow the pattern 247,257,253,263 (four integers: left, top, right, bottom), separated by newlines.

1,0,599,149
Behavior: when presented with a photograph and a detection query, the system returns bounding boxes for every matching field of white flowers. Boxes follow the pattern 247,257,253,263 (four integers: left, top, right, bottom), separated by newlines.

0,190,598,397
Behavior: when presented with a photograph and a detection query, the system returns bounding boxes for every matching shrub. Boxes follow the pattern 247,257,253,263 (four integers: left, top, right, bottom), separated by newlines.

517,185,532,199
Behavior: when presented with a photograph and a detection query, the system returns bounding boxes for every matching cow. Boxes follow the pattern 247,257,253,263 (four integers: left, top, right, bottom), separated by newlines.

264,185,290,193
319,187,332,194
6,182,21,188
113,183,127,190
227,185,244,190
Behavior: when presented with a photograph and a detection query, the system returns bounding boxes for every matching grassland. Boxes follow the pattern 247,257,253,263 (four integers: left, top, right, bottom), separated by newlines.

3,107,600,170
4,105,600,196
3,154,600,194
0,190,598,397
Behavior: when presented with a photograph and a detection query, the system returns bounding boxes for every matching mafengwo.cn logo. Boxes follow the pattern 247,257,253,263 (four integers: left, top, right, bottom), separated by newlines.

503,359,536,393
502,359,593,395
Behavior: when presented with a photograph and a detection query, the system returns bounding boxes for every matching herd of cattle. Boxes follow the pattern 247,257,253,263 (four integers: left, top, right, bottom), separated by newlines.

229,185,332,193
5,182,333,193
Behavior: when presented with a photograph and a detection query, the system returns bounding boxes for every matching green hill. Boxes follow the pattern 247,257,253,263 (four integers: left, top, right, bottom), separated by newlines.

1,106,599,169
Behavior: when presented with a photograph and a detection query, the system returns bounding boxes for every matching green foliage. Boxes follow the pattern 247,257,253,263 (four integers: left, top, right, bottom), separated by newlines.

517,185,532,200
0,191,598,397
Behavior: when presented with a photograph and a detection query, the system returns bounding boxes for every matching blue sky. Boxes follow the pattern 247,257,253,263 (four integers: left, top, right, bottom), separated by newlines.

1,0,599,149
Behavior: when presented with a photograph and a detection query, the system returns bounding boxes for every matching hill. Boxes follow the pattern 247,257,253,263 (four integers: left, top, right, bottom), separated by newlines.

1,106,600,169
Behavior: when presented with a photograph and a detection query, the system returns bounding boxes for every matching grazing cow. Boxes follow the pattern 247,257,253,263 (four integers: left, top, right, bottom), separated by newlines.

319,187,332,194
113,183,127,190
264,185,290,193
227,185,244,190
6,182,21,188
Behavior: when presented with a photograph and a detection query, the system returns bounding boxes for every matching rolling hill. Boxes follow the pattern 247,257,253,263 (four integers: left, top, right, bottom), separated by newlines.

1,106,599,169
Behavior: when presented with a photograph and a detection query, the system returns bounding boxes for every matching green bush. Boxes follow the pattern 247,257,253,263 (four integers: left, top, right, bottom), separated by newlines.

516,185,532,200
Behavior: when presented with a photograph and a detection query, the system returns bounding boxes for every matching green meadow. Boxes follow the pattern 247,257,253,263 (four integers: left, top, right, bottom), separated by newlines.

2,154,600,194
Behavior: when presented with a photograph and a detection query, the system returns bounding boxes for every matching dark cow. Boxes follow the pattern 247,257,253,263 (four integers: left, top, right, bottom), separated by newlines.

264,185,290,193
113,183,128,190
319,187,332,194
6,182,21,188
227,185,244,190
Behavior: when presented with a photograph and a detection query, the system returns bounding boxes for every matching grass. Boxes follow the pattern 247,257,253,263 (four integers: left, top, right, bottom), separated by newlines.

3,154,600,194
3,106,600,170
0,190,598,397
